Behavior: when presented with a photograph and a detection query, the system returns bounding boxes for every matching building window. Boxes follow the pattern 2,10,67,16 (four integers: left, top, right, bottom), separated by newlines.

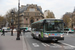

29,8,35,12
37,19,38,21
24,13,26,15
26,18,28,20
28,13,29,15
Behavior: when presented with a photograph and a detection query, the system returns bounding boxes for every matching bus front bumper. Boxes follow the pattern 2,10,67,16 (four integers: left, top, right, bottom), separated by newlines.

42,37,64,41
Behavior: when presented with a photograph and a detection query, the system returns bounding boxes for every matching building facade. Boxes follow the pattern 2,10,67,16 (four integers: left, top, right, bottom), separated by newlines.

19,4,44,27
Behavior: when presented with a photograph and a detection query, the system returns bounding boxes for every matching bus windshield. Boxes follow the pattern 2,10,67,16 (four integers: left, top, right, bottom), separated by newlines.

44,22,64,32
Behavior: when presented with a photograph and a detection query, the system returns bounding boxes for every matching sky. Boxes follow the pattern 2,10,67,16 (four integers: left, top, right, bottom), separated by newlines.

0,0,75,19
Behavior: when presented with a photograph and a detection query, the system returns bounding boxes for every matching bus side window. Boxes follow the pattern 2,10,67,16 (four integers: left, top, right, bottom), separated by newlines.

41,26,43,29
34,28,36,31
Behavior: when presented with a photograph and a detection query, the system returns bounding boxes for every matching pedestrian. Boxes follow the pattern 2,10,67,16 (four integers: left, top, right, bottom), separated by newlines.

1,29,5,36
23,29,25,34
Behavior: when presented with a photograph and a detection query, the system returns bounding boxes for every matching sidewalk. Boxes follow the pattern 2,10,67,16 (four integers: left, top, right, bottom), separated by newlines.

0,32,27,50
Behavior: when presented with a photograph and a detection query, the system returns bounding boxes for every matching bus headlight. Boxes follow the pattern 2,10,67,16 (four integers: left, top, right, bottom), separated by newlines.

61,34,64,37
44,34,49,38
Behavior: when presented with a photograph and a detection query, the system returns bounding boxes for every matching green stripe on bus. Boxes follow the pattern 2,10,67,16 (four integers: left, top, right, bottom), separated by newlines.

41,32,43,38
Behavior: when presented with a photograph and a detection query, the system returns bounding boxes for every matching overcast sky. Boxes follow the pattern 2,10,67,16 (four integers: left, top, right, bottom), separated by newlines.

0,0,75,19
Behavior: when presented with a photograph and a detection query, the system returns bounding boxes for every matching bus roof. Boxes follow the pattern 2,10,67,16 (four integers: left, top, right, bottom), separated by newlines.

42,18,63,20
32,18,63,24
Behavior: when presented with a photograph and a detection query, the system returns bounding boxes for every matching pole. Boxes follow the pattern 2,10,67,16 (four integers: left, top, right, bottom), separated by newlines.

11,14,13,36
11,10,14,36
16,0,20,40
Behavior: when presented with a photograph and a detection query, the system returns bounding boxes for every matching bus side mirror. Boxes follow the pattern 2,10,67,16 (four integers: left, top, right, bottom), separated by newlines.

42,20,46,25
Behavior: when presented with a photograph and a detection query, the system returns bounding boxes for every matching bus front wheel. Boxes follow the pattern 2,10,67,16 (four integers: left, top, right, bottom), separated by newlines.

54,40,58,43
39,35,43,41
33,36,35,39
32,34,36,39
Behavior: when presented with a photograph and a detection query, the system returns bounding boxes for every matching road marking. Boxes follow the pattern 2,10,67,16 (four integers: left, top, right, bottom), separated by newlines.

41,43,50,47
51,43,62,47
41,42,75,49
41,43,47,47
31,42,75,49
32,43,39,47
46,44,50,46
62,43,75,48
22,36,27,50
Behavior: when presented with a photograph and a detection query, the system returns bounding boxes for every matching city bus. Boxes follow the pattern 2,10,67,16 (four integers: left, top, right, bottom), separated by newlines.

20,27,28,31
31,18,64,42
20,27,31,32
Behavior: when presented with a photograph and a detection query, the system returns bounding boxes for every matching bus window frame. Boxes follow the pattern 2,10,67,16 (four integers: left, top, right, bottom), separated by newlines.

31,22,44,32
43,21,64,33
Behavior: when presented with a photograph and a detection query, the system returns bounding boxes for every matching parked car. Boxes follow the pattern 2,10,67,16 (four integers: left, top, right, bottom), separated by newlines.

2,27,8,32
64,28,74,33
2,27,11,32
20,27,30,32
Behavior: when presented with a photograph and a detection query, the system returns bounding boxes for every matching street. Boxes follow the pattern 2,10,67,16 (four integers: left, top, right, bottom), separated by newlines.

24,32,75,50
0,32,75,50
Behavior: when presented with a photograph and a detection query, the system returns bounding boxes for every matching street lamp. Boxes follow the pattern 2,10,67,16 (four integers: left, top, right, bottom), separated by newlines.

11,10,14,36
16,0,20,40
71,13,73,28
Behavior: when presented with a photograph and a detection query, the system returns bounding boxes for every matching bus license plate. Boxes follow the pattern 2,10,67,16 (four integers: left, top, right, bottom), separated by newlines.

52,39,57,40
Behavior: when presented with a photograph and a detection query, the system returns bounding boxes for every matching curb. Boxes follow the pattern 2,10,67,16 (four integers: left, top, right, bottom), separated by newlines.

22,36,27,50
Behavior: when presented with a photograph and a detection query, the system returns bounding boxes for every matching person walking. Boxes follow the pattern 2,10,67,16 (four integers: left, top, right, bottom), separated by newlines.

23,28,26,35
23,29,25,35
1,29,5,36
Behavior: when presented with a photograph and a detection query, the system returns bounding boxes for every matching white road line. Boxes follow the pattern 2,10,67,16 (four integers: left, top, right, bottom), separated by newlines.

41,43,47,47
52,43,60,46
22,36,27,50
41,43,50,47
46,44,50,46
32,43,39,47
51,43,62,48
62,43,75,48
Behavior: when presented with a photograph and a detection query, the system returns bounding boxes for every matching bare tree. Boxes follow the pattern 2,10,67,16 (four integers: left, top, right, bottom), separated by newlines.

0,15,6,28
5,8,18,27
62,14,70,28
46,11,55,18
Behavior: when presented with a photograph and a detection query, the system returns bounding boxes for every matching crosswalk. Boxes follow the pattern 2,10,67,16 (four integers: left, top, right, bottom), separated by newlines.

32,42,75,49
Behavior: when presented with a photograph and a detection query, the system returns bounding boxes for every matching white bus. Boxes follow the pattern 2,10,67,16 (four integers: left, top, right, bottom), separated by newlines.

31,18,64,42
